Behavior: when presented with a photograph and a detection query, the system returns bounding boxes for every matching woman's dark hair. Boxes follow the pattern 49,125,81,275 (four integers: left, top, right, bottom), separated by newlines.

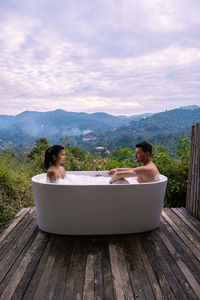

136,141,152,156
44,145,65,169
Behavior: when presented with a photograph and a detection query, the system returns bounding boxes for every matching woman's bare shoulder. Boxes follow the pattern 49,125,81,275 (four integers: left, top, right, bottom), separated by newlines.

47,167,54,173
60,166,65,173
47,167,57,178
60,166,66,177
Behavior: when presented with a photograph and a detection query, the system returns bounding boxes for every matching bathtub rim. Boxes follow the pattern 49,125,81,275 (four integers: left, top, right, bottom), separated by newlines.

32,171,167,186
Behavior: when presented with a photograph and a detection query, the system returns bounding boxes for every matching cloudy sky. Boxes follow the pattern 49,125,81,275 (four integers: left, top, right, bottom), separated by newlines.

0,0,200,116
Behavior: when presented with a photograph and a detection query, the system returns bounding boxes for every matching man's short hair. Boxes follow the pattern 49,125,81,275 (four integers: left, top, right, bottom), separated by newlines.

136,141,152,156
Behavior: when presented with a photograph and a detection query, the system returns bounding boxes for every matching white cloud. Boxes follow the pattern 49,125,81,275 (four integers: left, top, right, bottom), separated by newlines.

0,0,200,115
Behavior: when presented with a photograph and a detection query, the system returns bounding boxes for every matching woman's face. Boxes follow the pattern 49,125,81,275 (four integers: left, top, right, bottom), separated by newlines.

54,149,66,165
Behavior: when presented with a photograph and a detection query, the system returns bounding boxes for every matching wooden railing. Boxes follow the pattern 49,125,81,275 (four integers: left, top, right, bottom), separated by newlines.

186,123,200,220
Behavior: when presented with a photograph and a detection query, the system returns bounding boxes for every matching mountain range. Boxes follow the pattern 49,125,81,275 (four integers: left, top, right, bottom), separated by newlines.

75,105,200,155
0,105,199,151
0,109,151,150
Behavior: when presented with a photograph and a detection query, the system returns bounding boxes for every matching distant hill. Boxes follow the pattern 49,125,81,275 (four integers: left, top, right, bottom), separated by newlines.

103,107,200,137
0,106,199,152
0,109,150,150
180,105,199,110
75,106,200,155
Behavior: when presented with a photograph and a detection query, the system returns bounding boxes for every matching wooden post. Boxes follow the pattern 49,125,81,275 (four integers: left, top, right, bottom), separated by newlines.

186,123,200,220
103,159,106,171
98,152,101,170
93,160,96,171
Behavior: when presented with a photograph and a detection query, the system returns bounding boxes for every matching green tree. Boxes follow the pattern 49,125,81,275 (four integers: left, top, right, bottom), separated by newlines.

152,139,190,207
176,138,190,163
27,138,50,175
64,145,90,171
106,148,136,170
0,152,33,227
27,138,50,160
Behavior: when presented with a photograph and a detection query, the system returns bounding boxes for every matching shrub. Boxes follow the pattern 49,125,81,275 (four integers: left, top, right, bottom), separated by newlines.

0,152,33,227
106,148,136,170
152,138,190,207
64,146,90,171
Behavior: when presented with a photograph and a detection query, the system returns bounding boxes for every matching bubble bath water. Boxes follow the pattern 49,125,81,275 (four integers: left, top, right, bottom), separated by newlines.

45,173,138,185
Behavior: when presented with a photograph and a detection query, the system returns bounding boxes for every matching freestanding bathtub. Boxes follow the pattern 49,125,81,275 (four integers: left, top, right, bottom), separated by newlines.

32,171,167,235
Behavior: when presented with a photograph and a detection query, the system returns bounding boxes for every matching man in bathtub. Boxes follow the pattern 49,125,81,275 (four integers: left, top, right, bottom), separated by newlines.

109,141,160,184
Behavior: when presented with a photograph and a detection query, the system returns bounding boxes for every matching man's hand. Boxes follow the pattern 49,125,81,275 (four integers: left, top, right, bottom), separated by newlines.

108,168,117,175
109,172,120,183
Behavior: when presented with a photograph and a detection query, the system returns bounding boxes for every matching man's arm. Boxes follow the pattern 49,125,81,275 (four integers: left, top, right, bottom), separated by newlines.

109,165,151,183
110,169,137,183
108,168,133,175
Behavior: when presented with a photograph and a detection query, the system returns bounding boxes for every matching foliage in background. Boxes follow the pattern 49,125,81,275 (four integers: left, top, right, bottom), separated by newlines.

27,137,50,176
0,137,190,227
0,151,33,227
64,145,90,171
105,148,136,169
152,138,190,207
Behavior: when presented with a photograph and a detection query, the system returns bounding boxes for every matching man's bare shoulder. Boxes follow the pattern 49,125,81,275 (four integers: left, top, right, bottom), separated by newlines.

133,165,147,175
134,161,158,174
144,161,159,177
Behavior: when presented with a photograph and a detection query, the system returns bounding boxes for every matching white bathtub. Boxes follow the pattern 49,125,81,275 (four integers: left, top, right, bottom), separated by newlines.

32,171,167,235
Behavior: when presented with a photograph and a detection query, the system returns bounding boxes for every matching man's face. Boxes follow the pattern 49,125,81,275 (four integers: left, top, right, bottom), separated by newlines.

135,147,146,163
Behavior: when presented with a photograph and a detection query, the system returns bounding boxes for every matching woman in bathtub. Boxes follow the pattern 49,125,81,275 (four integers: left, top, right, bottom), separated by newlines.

44,145,66,183
109,141,160,184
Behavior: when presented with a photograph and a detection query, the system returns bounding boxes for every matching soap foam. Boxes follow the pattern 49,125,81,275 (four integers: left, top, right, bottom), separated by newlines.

45,174,138,185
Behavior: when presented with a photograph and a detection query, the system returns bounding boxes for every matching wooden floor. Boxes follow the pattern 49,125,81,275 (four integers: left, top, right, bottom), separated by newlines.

0,207,200,300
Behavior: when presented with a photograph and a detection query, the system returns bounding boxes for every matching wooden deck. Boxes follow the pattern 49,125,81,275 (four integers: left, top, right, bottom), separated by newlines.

0,207,200,300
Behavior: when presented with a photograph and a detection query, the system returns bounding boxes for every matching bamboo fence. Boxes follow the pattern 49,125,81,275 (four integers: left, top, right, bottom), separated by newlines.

186,123,200,220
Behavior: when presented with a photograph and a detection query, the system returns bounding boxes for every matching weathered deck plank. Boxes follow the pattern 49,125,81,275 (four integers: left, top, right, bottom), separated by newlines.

178,208,200,231
0,207,200,300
